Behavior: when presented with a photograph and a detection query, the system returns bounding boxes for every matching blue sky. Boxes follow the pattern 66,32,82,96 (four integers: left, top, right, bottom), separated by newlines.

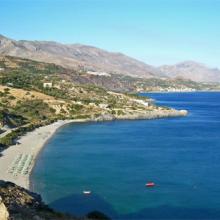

1,0,220,67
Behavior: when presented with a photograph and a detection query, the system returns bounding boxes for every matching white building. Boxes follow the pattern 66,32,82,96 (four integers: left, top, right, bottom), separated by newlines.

87,71,111,77
43,82,53,88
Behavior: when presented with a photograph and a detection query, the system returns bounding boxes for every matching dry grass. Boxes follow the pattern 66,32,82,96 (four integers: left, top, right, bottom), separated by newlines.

0,85,55,101
0,86,69,114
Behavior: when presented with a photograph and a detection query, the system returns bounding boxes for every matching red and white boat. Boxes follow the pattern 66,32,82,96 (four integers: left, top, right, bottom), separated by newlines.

145,182,155,187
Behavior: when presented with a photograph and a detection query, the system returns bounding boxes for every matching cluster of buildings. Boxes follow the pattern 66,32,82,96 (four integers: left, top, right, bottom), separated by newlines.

87,71,111,77
157,87,196,92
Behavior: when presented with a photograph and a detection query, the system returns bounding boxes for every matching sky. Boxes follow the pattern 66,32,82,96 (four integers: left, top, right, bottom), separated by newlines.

0,0,220,68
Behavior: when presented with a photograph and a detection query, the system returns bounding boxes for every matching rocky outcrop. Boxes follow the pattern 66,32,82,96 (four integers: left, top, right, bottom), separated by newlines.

93,113,115,121
91,108,188,122
0,180,109,220
116,109,188,120
0,180,69,220
0,196,9,220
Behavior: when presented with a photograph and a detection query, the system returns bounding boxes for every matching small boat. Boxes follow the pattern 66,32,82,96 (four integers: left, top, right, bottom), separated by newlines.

145,182,155,187
83,191,91,195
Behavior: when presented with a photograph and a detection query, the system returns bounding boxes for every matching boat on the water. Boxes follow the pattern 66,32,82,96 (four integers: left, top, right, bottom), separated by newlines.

145,182,155,187
83,191,91,195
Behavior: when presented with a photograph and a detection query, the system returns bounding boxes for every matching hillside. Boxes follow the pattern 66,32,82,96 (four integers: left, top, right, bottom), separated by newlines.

0,56,187,220
0,35,160,78
0,55,187,150
1,55,218,94
1,35,220,84
159,61,220,82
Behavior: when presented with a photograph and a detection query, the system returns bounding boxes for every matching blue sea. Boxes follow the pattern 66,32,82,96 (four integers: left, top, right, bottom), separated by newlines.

31,92,220,219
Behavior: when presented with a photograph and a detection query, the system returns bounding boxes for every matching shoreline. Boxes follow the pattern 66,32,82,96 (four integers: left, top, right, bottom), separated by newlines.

0,119,88,190
141,90,220,94
0,109,187,191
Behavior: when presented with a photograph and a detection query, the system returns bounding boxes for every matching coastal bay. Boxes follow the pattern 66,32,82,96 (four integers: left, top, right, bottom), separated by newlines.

32,92,220,219
1,2,220,219
0,107,187,190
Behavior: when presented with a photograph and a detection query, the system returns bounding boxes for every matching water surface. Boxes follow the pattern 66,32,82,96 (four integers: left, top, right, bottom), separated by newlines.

32,92,220,219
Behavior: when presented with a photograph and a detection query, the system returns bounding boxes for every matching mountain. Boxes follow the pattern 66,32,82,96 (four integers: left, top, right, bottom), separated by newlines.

1,34,220,83
159,61,220,82
0,34,160,78
1,55,219,93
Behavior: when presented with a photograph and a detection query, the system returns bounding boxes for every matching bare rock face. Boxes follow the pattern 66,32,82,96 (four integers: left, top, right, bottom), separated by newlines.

0,196,9,220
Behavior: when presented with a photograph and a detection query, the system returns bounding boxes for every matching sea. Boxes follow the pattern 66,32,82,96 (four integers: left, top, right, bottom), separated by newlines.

31,92,220,219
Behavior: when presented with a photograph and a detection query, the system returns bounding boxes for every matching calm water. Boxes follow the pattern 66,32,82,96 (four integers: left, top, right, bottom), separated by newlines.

32,92,220,219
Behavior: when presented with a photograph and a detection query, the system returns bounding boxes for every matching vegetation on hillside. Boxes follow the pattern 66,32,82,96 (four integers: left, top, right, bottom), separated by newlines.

0,56,158,149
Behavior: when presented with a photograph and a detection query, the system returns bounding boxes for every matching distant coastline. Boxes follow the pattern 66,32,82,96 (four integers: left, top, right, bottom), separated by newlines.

142,90,220,93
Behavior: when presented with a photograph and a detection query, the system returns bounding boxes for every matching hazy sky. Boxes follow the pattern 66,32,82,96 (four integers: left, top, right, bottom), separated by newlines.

1,0,220,67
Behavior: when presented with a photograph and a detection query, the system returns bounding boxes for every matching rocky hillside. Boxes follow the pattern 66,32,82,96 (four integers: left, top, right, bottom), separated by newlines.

1,34,220,84
0,180,109,220
0,35,160,79
0,55,188,151
159,61,220,82
1,55,218,94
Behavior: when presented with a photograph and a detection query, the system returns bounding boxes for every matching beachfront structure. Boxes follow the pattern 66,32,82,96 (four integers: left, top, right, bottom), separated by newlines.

43,82,53,88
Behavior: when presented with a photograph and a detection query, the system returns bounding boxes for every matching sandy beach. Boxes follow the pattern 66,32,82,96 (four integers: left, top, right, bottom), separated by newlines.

0,119,87,190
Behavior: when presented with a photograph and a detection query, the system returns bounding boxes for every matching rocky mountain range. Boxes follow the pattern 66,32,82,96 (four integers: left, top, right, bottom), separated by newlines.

159,61,220,82
0,34,220,83
0,34,159,79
